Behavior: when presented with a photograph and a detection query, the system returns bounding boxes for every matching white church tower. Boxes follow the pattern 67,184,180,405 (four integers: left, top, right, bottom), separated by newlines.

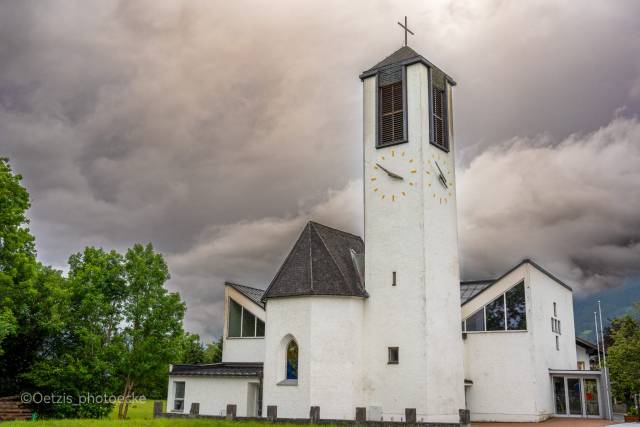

360,39,466,423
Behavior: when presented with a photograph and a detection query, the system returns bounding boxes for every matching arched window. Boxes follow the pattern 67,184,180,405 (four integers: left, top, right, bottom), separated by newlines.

286,340,298,380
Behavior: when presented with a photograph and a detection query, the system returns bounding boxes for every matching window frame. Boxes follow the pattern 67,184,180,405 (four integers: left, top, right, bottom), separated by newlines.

429,72,450,153
462,281,527,333
226,297,265,339
173,381,185,412
376,66,408,149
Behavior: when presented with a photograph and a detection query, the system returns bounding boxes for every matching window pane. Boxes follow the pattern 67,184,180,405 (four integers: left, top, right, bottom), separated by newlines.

506,282,527,330
174,399,184,411
465,309,485,332
242,309,256,337
286,341,298,380
174,381,185,399
554,377,566,414
486,295,505,331
568,378,582,415
228,299,242,337
256,318,265,337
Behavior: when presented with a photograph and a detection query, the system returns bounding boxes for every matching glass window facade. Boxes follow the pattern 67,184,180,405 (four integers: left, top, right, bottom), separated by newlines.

462,282,527,332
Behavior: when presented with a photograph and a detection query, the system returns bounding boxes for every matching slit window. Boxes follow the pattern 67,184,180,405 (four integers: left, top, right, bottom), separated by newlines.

431,86,449,151
286,340,298,380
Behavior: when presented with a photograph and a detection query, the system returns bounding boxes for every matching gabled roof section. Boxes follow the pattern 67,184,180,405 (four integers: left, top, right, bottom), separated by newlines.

460,280,495,305
263,222,367,300
359,45,457,85
460,259,572,306
226,282,265,309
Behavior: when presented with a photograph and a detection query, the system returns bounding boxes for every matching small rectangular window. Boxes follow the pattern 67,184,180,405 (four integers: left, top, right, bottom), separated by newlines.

388,347,399,364
173,381,185,411
558,320,561,335
392,271,397,286
556,336,560,351
553,302,557,317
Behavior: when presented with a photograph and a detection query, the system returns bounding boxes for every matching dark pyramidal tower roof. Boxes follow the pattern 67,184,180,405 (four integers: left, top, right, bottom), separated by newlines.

262,221,367,300
359,45,457,85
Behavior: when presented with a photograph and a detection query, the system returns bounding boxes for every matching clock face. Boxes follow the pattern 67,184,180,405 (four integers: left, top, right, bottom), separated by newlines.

369,149,417,202
425,153,454,205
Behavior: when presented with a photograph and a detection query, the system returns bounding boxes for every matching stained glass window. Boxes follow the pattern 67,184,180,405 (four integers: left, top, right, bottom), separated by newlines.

286,340,298,380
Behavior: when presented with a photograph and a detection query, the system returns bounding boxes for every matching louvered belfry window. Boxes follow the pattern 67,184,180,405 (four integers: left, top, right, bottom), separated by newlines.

432,85,449,150
377,66,405,147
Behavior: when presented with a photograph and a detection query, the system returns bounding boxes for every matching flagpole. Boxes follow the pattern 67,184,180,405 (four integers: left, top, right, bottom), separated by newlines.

598,300,612,420
594,312,602,369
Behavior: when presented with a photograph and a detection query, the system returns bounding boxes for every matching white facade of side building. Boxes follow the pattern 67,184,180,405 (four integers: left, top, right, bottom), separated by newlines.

168,263,604,423
462,262,576,422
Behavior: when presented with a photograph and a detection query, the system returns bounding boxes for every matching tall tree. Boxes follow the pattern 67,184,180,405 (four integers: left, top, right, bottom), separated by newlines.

117,243,185,418
0,158,64,395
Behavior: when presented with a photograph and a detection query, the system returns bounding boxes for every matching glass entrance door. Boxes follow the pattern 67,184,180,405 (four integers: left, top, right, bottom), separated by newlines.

553,376,601,418
584,378,600,417
567,378,583,415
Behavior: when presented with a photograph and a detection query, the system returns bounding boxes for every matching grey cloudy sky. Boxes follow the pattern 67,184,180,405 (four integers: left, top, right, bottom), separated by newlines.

1,0,639,340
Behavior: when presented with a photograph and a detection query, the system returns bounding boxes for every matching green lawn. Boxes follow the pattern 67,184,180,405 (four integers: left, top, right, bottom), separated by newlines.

3,401,311,427
3,420,290,427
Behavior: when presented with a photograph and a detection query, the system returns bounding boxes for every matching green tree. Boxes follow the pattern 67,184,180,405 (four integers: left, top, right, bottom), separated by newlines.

0,158,66,396
116,243,185,419
607,303,640,405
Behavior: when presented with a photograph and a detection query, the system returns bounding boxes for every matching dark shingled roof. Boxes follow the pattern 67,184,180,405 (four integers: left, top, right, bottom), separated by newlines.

460,280,495,305
226,282,265,309
359,46,457,85
263,221,367,300
170,362,263,377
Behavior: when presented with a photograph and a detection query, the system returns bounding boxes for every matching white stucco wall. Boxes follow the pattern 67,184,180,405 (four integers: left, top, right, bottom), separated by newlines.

461,262,576,422
167,375,260,417
528,265,576,418
262,296,364,420
222,286,266,363
576,345,590,370
361,63,464,423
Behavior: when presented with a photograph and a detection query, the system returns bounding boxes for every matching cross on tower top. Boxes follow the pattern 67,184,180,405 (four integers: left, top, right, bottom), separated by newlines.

397,16,414,47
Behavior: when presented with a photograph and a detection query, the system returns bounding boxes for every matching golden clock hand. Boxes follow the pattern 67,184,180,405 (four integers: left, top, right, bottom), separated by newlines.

375,163,404,180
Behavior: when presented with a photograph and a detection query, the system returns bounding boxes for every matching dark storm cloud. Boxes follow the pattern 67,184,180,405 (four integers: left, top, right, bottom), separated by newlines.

0,0,639,339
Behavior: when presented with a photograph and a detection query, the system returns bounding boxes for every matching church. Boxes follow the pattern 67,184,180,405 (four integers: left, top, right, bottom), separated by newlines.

167,40,610,424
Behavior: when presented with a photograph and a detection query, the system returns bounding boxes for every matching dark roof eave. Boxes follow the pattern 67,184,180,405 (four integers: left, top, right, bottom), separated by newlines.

264,291,369,301
359,56,457,86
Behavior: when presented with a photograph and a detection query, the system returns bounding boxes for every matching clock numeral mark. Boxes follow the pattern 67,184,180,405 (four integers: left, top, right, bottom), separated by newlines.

391,150,395,157
392,195,396,201
371,177,377,181
401,151,405,157
373,188,378,192
433,193,436,198
426,171,431,175
401,192,406,196
409,182,414,186
409,159,414,163
410,169,417,174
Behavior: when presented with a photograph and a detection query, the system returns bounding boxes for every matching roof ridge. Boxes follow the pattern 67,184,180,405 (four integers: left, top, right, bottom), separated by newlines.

308,221,363,242
261,223,311,301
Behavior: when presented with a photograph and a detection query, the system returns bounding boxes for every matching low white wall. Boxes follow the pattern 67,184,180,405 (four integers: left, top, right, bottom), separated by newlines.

167,375,259,417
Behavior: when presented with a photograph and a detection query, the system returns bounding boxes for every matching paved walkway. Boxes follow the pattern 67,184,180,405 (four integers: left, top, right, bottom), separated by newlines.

473,418,621,426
